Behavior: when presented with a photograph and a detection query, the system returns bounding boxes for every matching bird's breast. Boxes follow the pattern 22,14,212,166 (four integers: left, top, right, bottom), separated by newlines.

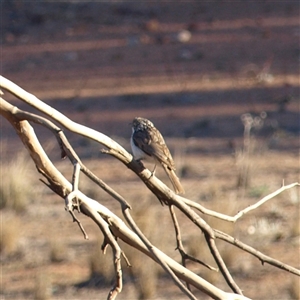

130,136,147,160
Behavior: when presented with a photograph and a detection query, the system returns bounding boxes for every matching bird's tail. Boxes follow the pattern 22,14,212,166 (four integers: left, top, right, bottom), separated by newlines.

162,164,185,194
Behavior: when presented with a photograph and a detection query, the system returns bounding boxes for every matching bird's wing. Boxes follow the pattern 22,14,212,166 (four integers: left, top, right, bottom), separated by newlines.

132,128,175,169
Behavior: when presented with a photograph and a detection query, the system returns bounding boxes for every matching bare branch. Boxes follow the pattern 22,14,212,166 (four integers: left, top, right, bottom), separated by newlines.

68,210,89,240
71,162,81,212
0,75,129,160
205,232,243,295
3,76,298,299
0,96,132,211
169,205,217,272
1,96,247,299
165,194,244,295
183,182,299,222
232,182,300,220
80,202,123,300
0,77,244,294
214,229,300,276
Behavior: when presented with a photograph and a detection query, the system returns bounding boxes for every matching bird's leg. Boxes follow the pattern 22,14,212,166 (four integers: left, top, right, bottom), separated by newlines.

152,164,157,176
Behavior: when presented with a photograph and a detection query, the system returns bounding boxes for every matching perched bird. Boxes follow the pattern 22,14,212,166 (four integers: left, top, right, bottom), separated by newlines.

130,117,184,194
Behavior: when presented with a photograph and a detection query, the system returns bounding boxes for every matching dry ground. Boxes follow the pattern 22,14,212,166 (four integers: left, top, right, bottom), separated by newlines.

1,2,299,299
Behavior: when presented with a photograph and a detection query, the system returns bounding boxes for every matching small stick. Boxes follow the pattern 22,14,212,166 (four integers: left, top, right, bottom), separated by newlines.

72,162,81,212
68,210,89,240
169,205,217,273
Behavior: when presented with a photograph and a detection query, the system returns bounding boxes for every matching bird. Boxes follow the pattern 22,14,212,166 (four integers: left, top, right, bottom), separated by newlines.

130,117,184,194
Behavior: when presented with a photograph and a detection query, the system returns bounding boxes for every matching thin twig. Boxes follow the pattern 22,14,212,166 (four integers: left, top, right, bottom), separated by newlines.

169,205,217,272
121,250,131,268
82,204,123,300
168,195,244,295
68,210,89,240
183,182,299,222
214,229,300,276
108,255,122,300
233,182,300,220
169,205,191,290
204,232,243,295
101,237,109,254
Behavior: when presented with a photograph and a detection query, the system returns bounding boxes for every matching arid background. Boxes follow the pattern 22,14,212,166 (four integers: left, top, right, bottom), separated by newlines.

1,1,299,299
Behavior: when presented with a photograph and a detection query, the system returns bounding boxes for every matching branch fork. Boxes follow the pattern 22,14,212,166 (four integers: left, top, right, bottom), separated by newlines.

1,76,298,300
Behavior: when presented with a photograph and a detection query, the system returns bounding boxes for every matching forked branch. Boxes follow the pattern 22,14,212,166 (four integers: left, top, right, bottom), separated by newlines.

0,76,245,295
183,182,299,222
1,95,249,299
1,76,299,299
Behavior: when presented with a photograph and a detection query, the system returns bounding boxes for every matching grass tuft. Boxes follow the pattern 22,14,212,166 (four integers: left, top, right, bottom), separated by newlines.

288,277,300,300
89,239,114,286
34,271,51,300
0,152,36,213
0,212,21,256
49,239,67,263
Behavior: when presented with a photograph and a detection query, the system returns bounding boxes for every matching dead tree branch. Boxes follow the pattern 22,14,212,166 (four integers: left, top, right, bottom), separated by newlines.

214,229,300,276
1,75,299,299
0,95,250,300
169,205,217,272
0,76,246,295
182,182,300,222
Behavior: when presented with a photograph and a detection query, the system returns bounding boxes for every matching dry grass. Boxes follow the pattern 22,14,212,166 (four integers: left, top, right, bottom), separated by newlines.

235,112,269,191
0,211,21,256
89,238,115,285
34,271,51,300
235,147,253,189
49,238,67,263
289,277,300,300
290,217,300,239
0,151,37,213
